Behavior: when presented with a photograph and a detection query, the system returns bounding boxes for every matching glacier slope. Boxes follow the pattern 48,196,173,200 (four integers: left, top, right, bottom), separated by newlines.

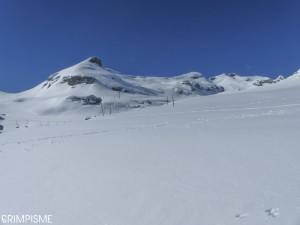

0,77,300,225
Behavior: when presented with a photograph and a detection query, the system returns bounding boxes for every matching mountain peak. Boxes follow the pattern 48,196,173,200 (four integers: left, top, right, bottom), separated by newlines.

88,56,102,67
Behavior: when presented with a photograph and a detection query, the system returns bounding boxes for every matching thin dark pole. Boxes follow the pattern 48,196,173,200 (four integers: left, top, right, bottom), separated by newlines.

172,95,174,107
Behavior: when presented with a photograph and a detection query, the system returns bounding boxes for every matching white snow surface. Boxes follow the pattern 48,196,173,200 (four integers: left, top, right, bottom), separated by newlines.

1,58,300,224
1,69,300,225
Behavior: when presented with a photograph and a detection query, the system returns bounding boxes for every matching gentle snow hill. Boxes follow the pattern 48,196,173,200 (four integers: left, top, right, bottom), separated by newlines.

285,69,300,80
238,69,300,93
0,76,300,225
0,91,7,96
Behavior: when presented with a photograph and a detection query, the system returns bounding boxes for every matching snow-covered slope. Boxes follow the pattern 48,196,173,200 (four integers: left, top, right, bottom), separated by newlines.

0,56,288,117
4,57,223,116
0,76,300,225
286,69,300,80
26,57,158,97
33,59,223,98
0,91,7,96
209,73,283,91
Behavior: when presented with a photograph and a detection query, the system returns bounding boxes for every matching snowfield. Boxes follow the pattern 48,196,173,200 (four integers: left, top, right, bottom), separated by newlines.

0,59,300,225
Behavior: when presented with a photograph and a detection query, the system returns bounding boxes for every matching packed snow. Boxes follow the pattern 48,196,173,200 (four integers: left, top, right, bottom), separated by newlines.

0,58,299,225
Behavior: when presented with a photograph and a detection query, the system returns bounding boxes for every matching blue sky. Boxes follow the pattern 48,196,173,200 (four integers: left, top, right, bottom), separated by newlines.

0,0,299,92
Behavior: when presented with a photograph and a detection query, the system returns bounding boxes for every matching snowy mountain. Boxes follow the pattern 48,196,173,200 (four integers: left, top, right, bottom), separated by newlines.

1,57,228,116
0,56,289,116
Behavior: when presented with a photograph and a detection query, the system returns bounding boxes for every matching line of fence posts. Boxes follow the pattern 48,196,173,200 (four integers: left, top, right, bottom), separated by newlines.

166,95,175,107
100,94,174,117
166,95,175,106
15,120,31,128
99,100,114,116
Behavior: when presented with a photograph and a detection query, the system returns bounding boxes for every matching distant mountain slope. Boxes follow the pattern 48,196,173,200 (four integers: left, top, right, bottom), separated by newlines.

0,56,297,116
23,57,224,98
286,69,300,80
6,57,224,115
209,73,283,91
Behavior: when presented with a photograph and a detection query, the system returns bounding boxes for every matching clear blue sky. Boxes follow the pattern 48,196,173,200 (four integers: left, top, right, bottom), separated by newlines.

0,0,299,92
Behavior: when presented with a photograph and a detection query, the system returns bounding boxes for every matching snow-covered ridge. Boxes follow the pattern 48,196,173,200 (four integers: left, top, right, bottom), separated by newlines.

33,57,224,98
286,69,300,80
209,73,284,91
27,56,285,97
0,56,298,116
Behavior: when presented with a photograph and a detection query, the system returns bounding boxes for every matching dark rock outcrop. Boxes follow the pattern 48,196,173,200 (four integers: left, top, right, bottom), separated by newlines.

274,75,284,82
111,86,123,92
253,78,275,86
181,80,224,94
61,76,95,86
67,95,102,105
42,73,61,89
89,57,102,67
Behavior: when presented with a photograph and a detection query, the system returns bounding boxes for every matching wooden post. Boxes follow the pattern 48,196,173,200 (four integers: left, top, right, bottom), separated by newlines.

100,102,104,116
0,115,4,132
172,95,174,107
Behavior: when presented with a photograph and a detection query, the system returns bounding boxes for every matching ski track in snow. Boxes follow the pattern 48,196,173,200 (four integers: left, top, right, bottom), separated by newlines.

0,122,170,147
1,104,295,147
